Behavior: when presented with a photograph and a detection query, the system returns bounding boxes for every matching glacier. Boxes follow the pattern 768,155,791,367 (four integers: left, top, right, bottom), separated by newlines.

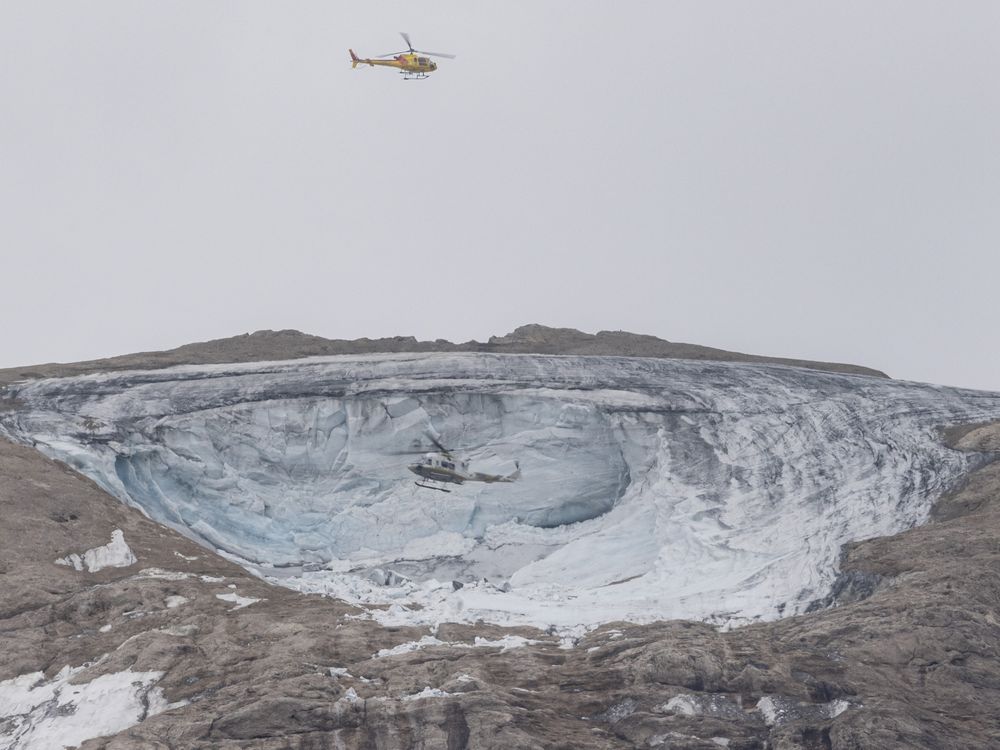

3,352,1000,630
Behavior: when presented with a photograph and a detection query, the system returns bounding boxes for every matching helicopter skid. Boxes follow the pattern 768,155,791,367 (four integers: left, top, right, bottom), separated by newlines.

415,481,451,492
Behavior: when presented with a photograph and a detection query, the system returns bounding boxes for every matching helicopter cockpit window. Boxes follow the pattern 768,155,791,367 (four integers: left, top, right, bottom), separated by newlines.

419,57,428,65
443,461,454,470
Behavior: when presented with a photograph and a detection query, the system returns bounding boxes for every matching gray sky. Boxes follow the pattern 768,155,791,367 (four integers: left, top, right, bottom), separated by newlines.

2,2,998,390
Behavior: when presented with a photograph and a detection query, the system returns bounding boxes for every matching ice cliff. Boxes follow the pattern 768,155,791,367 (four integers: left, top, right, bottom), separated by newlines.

3,353,999,629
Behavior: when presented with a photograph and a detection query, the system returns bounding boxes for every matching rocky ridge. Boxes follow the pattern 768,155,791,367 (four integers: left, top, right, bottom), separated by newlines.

0,325,887,387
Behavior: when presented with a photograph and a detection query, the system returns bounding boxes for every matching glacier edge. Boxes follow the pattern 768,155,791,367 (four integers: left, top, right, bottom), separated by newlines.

3,351,1000,630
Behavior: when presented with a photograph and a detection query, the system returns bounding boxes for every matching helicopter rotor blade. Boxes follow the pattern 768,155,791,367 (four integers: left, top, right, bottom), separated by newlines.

414,49,456,59
375,50,407,58
399,32,414,51
385,436,453,457
428,434,452,455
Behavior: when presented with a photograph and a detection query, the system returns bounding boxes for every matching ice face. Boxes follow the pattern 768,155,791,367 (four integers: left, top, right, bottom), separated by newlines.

3,352,1000,628
108,391,627,566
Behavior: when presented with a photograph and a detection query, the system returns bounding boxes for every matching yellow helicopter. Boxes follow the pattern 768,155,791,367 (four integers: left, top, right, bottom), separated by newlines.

350,32,455,80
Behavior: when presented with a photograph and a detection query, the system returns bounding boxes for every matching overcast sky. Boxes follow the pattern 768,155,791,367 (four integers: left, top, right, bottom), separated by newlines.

1,2,998,389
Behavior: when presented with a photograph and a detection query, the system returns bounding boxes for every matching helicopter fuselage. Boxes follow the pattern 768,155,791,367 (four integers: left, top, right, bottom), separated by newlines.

350,50,437,77
408,454,469,485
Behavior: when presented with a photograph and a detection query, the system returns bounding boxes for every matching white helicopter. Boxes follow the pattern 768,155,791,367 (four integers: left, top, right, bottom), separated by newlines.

403,434,520,493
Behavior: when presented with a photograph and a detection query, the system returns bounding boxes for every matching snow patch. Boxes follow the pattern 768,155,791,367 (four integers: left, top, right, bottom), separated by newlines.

829,699,851,718
471,635,540,652
137,568,190,581
401,686,451,701
755,695,855,727
0,661,183,750
664,695,698,716
215,592,260,610
54,529,136,573
375,633,540,659
375,636,446,658
756,696,778,725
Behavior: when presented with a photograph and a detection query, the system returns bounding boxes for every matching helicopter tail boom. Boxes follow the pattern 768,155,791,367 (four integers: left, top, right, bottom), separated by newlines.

470,461,521,484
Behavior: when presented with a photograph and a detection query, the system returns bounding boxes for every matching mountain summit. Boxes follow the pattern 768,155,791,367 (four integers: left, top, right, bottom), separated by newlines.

0,324,886,385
